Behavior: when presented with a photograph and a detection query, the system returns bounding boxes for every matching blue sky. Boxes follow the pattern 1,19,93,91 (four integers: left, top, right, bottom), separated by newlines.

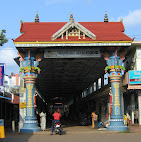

0,0,141,75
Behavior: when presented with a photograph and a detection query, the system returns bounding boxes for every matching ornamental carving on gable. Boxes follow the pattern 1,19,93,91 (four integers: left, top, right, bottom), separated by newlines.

51,13,96,40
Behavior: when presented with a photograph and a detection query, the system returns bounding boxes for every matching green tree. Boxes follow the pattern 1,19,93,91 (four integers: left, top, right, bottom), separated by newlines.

0,29,8,46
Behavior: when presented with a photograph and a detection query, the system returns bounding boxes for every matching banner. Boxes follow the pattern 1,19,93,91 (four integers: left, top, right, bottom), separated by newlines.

44,47,101,58
0,63,5,86
129,70,141,84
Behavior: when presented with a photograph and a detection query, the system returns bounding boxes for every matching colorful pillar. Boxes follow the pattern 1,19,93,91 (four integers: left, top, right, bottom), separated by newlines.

104,49,127,131
19,50,41,133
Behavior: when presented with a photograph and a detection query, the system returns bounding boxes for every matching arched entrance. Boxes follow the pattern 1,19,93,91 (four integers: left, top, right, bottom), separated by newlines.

13,12,133,132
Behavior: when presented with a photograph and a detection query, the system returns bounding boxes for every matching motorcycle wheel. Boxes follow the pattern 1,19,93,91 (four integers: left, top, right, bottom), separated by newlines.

59,130,62,135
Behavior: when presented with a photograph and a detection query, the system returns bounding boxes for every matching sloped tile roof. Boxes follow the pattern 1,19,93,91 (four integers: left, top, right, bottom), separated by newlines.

14,21,133,42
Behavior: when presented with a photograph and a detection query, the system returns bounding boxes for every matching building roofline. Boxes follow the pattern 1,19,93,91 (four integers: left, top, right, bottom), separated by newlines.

131,41,141,47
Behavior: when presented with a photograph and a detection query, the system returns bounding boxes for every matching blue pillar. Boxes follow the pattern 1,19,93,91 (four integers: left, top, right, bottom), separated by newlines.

104,49,127,131
20,50,41,133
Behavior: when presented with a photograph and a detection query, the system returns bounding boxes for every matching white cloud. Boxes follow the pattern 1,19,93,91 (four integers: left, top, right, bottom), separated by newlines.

0,47,18,67
112,9,141,27
123,9,141,26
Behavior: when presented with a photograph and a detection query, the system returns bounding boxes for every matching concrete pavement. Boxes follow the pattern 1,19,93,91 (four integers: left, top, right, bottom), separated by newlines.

1,125,141,142
2,132,141,142
127,124,141,133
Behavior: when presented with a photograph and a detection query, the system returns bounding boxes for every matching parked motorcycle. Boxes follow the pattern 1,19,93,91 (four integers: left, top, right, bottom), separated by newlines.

79,115,91,126
54,122,63,135
80,117,88,126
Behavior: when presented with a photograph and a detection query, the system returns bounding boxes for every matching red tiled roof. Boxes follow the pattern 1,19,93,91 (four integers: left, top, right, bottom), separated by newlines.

14,22,133,42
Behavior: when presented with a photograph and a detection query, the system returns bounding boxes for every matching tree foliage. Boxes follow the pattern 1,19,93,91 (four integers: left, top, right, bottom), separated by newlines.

0,29,8,46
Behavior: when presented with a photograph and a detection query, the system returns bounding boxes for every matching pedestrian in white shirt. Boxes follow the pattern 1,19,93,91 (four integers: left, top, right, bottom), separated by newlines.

40,110,46,131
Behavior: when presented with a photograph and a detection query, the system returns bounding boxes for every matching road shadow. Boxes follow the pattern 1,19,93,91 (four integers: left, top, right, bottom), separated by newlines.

1,128,34,142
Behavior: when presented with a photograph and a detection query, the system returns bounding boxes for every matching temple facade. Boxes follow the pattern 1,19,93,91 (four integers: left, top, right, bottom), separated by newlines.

13,12,133,132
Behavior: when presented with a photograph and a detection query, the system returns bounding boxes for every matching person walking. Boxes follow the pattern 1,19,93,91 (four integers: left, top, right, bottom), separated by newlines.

40,110,46,131
134,109,139,124
50,109,62,135
91,111,97,128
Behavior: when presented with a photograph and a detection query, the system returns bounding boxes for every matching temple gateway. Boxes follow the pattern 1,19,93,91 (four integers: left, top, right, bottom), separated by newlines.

14,12,133,133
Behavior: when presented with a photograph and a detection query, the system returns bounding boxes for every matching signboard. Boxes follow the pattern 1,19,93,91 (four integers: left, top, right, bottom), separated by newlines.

19,102,26,108
0,63,5,86
129,70,141,84
44,48,101,58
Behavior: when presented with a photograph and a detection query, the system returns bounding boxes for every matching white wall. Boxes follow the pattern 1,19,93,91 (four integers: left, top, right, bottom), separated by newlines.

136,47,141,70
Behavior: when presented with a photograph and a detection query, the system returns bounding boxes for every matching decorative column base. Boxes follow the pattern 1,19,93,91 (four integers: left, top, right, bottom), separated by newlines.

107,115,127,131
20,116,40,133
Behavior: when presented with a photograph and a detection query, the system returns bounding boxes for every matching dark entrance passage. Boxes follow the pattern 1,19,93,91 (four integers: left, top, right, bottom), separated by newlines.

36,56,106,102
34,53,107,127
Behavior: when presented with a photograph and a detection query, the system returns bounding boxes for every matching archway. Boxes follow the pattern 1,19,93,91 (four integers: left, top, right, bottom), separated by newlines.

13,13,133,132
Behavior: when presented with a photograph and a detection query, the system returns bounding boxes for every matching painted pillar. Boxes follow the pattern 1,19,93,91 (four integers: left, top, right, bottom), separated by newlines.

104,49,127,131
19,50,41,133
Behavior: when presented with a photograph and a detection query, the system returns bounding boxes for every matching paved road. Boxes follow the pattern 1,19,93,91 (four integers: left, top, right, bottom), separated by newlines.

2,132,141,142
1,126,141,142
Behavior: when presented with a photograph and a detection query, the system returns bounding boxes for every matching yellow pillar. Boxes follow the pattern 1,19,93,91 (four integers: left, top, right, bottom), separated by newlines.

91,112,96,128
0,119,5,139
92,117,95,128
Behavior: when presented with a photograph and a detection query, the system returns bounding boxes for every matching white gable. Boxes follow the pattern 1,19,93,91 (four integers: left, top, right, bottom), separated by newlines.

51,16,96,40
